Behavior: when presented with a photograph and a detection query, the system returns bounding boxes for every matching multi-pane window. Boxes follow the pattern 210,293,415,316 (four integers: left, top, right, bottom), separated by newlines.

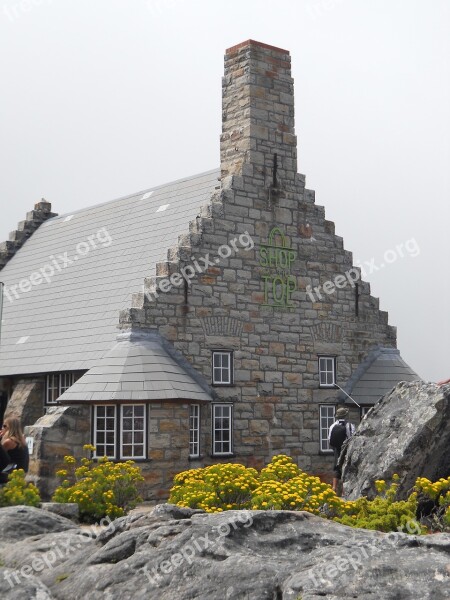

360,405,374,420
60,373,73,395
212,351,233,385
46,374,60,404
189,404,200,458
320,404,336,452
120,405,146,459
46,372,81,404
318,356,336,388
93,404,147,460
212,404,233,455
94,405,117,459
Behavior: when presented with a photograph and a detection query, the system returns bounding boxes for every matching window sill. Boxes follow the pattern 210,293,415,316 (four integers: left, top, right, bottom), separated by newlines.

209,453,236,459
211,384,235,388
188,454,204,461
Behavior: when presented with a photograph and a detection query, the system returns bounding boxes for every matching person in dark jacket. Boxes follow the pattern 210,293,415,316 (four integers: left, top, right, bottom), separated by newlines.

328,407,355,495
0,416,29,482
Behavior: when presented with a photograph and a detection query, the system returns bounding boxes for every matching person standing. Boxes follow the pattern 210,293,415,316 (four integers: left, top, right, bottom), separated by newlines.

328,407,355,495
0,416,29,475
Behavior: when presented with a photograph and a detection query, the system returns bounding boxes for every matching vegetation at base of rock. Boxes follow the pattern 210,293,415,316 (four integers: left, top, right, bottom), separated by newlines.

334,475,422,533
169,455,450,533
414,476,450,531
0,469,41,507
52,445,145,522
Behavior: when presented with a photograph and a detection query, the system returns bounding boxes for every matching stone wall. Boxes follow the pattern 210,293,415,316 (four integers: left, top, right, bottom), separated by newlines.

25,405,91,500
4,377,45,428
118,40,396,495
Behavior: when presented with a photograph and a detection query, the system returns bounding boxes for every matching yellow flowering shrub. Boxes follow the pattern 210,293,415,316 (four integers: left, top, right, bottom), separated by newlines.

0,469,41,507
170,463,259,512
414,475,450,531
52,445,145,522
169,455,342,516
169,456,449,534
333,476,421,533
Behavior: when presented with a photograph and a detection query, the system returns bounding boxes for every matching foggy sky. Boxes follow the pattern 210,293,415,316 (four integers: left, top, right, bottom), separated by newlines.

1,0,449,381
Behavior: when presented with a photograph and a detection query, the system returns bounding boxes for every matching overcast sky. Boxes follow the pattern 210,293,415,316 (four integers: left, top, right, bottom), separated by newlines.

0,0,449,381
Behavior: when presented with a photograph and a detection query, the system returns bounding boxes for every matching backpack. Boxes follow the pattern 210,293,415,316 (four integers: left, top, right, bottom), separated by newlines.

329,420,348,451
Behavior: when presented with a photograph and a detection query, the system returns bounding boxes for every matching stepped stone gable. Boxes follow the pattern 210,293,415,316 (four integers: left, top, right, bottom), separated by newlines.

119,40,397,487
0,200,56,270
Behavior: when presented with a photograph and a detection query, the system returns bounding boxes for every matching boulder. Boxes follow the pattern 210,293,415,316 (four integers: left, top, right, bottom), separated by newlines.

341,381,450,499
40,502,80,521
0,504,449,599
0,505,77,542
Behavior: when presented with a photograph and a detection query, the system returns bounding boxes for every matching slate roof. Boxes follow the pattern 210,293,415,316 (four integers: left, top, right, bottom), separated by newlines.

58,331,213,403
0,169,220,376
338,347,421,406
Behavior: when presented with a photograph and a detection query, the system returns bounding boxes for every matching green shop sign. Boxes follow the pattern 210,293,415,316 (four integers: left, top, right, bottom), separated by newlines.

259,227,297,307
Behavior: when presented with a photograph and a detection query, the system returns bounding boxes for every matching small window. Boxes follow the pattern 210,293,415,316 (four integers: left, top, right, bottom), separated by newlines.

360,405,374,420
320,404,336,452
94,405,117,459
212,404,233,455
120,404,146,459
46,374,60,404
60,372,73,395
212,351,233,385
189,404,200,458
318,356,336,388
46,372,77,404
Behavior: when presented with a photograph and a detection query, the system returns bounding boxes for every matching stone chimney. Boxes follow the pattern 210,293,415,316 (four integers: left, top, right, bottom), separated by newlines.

220,40,297,188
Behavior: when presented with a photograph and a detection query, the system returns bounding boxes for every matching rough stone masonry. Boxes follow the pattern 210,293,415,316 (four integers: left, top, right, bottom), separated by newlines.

116,40,397,495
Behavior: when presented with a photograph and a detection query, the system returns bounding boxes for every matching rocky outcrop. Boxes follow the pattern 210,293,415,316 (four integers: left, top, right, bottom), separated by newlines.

342,381,450,499
0,504,449,599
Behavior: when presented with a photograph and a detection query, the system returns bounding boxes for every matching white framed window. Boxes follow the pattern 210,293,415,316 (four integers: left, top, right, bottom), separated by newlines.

189,404,200,458
212,404,233,455
320,404,336,453
120,404,146,459
212,351,233,385
318,356,336,388
94,405,117,459
46,374,60,404
46,372,81,404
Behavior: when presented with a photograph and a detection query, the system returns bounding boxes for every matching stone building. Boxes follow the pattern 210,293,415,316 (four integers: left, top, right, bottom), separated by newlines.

0,40,419,499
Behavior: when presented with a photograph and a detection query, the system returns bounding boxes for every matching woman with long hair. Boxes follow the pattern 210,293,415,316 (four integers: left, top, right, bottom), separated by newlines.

0,416,29,475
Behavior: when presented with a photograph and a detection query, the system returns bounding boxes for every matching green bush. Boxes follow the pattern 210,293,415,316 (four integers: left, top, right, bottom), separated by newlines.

52,445,145,522
0,469,41,507
333,476,421,533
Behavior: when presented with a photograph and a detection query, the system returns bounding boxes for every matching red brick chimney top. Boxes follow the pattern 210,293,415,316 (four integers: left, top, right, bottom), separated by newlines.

226,39,290,56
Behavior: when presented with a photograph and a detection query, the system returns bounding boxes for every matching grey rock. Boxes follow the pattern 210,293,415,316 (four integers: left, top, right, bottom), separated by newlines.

0,504,449,599
0,505,77,542
1,568,54,599
341,381,450,499
40,502,80,521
